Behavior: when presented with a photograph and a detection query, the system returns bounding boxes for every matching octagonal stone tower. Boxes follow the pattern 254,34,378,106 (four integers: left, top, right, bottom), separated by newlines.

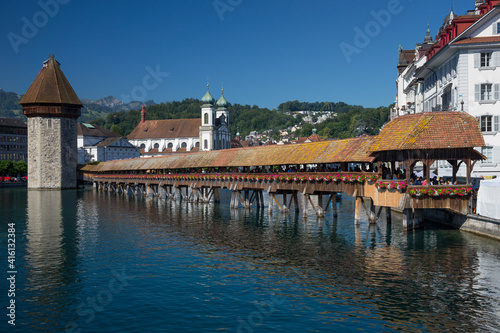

20,55,82,189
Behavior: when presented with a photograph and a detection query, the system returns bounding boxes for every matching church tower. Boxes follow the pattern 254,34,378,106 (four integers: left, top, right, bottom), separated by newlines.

199,84,216,151
20,55,82,189
215,88,231,150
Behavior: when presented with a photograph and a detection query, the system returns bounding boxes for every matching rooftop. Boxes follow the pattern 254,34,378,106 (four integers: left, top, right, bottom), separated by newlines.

127,118,201,140
370,112,485,152
20,55,82,106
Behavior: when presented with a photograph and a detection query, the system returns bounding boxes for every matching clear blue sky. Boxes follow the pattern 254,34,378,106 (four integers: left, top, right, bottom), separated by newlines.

0,0,471,109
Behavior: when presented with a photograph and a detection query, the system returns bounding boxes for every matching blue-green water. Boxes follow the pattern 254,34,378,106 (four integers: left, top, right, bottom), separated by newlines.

1,187,500,332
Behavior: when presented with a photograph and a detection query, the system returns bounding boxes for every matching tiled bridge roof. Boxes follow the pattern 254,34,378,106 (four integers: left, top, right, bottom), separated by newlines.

83,112,485,173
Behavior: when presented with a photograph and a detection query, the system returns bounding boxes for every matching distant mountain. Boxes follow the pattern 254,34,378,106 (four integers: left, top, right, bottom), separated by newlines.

0,90,155,123
81,96,124,108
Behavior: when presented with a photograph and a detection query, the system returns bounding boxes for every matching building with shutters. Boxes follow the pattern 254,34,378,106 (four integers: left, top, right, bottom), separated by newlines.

395,0,500,178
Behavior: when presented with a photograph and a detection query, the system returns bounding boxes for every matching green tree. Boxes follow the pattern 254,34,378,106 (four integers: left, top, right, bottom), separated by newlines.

0,160,14,177
13,161,27,176
110,124,124,136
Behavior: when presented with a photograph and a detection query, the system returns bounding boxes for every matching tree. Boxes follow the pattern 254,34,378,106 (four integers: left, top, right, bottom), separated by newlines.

110,124,124,136
13,161,27,176
0,160,14,177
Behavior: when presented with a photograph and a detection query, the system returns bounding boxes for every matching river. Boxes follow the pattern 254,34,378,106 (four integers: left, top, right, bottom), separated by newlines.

1,187,500,332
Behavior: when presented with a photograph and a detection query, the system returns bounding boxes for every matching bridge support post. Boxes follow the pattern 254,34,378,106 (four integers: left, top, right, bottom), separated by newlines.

230,190,240,209
303,194,308,217
292,192,299,213
386,208,392,224
158,185,167,200
354,197,362,225
244,190,250,209
403,209,413,231
317,194,324,217
282,194,288,214
331,193,338,218
369,202,377,224
268,192,274,215
146,185,155,197
213,188,220,203
414,209,424,229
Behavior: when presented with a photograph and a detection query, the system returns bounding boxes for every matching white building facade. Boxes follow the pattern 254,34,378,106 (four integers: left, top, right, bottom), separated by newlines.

396,0,500,179
128,87,231,157
77,123,139,164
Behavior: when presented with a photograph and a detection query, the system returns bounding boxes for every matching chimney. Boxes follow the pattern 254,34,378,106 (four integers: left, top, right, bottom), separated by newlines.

141,104,146,123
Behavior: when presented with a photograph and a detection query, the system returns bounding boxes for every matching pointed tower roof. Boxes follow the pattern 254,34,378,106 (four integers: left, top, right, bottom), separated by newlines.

201,83,216,106
20,55,82,106
216,88,229,109
424,19,433,43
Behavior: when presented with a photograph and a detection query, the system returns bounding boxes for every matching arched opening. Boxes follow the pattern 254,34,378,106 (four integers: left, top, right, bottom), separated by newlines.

167,142,173,149
139,143,146,149
181,142,187,148
195,142,200,147
153,143,159,149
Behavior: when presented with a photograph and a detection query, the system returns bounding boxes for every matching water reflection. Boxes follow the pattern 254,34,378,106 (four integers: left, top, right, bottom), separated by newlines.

93,189,500,332
25,190,81,330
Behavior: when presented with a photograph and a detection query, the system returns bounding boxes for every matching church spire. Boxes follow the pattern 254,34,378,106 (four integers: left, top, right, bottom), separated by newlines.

424,17,433,43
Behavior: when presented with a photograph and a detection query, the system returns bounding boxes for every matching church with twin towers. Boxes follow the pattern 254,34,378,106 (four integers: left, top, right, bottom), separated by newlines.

127,84,232,157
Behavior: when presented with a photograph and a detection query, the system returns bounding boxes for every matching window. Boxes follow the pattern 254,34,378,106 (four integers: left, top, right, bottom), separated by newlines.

204,139,208,149
481,147,493,164
479,115,500,132
475,51,499,68
481,115,492,132
139,143,146,149
204,113,209,125
495,22,500,34
482,84,492,101
481,52,492,67
475,84,500,102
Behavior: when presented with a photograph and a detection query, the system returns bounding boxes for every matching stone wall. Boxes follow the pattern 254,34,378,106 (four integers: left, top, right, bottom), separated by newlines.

424,209,500,241
28,117,77,189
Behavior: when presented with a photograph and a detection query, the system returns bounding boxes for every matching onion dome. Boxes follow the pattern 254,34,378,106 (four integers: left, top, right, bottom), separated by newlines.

216,89,229,109
201,84,216,105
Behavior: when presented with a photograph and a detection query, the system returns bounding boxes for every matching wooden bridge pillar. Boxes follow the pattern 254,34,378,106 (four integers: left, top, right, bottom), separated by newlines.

146,184,155,197
354,197,362,225
331,193,338,218
158,185,167,200
386,207,392,224
403,209,413,231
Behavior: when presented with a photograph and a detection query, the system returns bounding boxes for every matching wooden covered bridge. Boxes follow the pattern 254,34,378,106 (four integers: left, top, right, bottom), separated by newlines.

82,112,485,230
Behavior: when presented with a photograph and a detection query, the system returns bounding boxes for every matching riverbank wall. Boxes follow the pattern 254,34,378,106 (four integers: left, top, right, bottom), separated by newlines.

424,209,500,241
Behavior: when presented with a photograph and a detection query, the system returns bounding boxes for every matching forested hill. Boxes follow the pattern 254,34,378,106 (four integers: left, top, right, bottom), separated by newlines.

90,98,392,140
278,100,355,113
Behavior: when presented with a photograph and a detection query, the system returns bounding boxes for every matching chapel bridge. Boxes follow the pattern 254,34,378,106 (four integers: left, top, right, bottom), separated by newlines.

82,112,485,230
